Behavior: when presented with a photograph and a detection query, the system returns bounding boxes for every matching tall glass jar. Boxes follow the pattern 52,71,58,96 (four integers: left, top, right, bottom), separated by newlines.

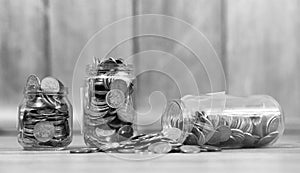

18,89,73,150
83,57,136,147
161,93,284,148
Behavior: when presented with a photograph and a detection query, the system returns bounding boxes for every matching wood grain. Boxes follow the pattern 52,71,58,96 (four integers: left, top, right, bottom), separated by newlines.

1,130,300,173
226,0,300,123
0,0,49,106
49,0,133,100
133,0,225,132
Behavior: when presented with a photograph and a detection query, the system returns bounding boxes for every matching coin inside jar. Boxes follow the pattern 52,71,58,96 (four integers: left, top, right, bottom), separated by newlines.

105,89,125,108
33,121,55,142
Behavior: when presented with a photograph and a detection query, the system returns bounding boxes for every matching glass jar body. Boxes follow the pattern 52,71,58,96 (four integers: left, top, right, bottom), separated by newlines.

83,68,136,147
18,92,73,150
162,94,284,148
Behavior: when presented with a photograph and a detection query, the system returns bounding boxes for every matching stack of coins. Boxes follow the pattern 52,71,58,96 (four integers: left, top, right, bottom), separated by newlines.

170,110,281,148
18,75,72,149
83,57,135,147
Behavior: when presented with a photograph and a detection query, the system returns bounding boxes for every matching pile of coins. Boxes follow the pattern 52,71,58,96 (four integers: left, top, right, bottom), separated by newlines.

71,131,221,154
83,57,136,147
174,110,281,148
18,75,72,149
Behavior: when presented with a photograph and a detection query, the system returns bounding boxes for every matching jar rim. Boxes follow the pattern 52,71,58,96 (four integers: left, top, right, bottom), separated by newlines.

162,100,191,143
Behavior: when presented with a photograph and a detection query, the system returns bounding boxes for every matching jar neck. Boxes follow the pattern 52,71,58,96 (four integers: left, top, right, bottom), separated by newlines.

161,100,193,143
24,91,68,96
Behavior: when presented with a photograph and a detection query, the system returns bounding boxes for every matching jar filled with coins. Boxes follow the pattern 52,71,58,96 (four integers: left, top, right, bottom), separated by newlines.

82,57,136,147
18,75,73,150
161,93,284,148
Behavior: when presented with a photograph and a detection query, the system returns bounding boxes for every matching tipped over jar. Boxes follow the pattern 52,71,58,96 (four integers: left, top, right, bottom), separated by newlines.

161,93,284,148
82,57,136,147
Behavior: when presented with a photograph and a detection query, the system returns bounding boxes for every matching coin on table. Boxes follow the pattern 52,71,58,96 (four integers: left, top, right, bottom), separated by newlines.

179,145,201,153
200,145,222,152
25,74,40,92
266,115,280,134
106,89,125,108
117,99,135,123
134,143,151,150
148,142,172,154
33,121,55,142
70,147,94,154
41,77,62,93
162,127,182,141
117,148,135,153
110,79,128,94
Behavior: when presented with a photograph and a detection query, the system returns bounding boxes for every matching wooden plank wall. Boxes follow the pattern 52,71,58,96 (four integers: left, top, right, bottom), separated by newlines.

226,0,300,124
0,0,299,130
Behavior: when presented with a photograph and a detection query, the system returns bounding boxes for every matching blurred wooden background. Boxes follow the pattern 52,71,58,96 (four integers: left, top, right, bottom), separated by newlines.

1,0,300,132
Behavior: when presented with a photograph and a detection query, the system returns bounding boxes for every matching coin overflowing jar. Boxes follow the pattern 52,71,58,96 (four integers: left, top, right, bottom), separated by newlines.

161,93,284,148
83,57,136,147
18,75,73,150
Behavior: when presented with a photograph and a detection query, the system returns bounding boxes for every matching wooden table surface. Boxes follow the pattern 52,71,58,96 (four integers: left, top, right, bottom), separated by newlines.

1,129,300,173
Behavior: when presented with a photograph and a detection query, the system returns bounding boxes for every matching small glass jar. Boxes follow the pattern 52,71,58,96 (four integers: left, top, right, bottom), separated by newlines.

18,89,73,150
161,93,284,148
82,58,136,147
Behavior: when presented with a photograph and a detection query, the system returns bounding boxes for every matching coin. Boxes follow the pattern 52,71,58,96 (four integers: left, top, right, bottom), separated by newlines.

117,99,135,123
231,129,245,143
217,125,231,142
179,145,201,153
257,131,279,147
117,148,135,153
85,116,115,126
95,125,115,137
243,132,259,147
134,143,151,150
110,79,128,94
27,96,48,109
252,116,265,137
207,131,221,145
85,109,108,119
89,103,110,113
201,145,222,152
117,125,134,139
197,130,206,146
106,89,125,108
266,116,279,134
183,133,199,145
41,77,61,93
162,127,182,141
100,57,119,69
70,148,94,154
148,142,172,154
108,117,131,129
33,121,55,142
25,74,40,92
220,136,238,148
